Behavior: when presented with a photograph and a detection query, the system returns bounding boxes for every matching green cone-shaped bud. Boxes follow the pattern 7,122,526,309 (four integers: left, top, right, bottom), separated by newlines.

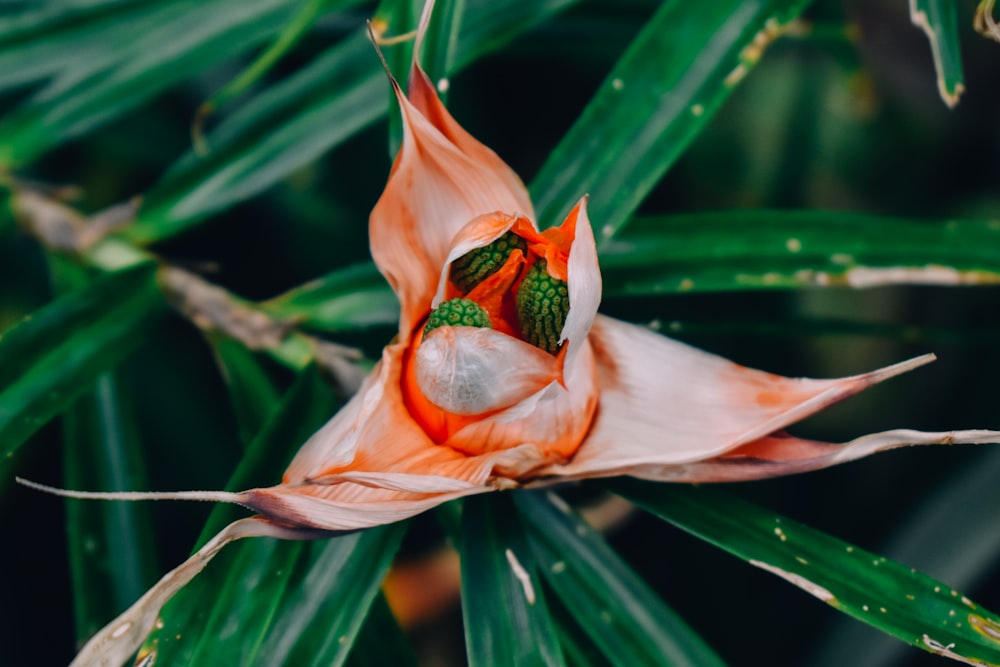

450,231,527,293
423,298,493,339
516,259,569,354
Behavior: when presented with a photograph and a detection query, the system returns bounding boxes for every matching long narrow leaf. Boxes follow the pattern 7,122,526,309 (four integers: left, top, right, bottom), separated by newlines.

516,491,727,667
63,373,160,645
529,0,814,237
460,494,566,667
132,0,581,242
910,0,965,107
602,211,1000,295
0,0,296,166
611,480,1000,666
0,263,166,473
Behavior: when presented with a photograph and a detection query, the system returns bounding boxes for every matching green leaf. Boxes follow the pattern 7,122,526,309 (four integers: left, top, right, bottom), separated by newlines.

0,262,166,473
143,366,407,666
133,27,386,242
345,592,419,667
209,335,282,448
601,210,1000,295
196,0,351,123
0,0,297,167
63,373,161,645
910,0,965,108
0,0,171,93
812,450,1000,667
515,491,727,667
611,480,1000,666
260,262,398,333
460,493,566,667
529,0,814,237
48,257,160,645
132,0,581,242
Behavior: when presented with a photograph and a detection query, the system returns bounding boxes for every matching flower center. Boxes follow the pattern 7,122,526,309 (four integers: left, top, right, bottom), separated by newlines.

449,231,527,293
437,229,570,355
516,259,569,354
423,298,492,339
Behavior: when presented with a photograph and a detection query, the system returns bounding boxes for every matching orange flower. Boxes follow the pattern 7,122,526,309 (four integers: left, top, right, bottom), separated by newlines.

42,3,1000,665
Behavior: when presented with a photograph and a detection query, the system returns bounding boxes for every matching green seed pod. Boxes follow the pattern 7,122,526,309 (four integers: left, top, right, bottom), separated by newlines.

450,231,527,293
516,259,569,354
423,298,493,339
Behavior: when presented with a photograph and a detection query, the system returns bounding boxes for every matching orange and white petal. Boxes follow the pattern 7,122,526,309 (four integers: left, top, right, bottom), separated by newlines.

283,343,403,483
558,197,601,365
432,211,525,305
415,326,562,415
539,315,936,479
371,61,533,336
443,336,599,465
588,429,1000,483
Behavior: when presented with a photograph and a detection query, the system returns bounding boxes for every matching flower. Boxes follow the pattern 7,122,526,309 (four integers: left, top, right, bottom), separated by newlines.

47,2,1000,665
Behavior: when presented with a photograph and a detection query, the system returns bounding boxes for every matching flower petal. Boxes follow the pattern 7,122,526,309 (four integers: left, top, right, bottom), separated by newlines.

443,336,599,465
598,429,1000,483
558,197,601,364
370,28,532,335
414,325,562,415
255,339,561,531
539,315,936,479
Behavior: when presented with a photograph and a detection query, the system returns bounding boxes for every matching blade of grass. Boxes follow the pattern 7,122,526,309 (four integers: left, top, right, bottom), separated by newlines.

48,257,161,647
516,491,727,667
529,0,814,237
460,493,566,667
0,262,166,475
0,0,296,167
208,335,282,449
910,0,965,107
601,211,1000,295
610,480,1000,666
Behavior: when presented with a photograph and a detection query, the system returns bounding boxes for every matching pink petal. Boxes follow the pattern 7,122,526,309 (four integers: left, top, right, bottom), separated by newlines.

539,315,936,479
613,429,1000,483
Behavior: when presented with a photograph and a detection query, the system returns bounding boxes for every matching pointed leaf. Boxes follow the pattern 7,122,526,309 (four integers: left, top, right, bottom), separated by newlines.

529,0,814,237
460,493,566,667
260,263,398,333
910,0,965,107
515,491,726,667
132,0,582,242
611,480,1000,667
0,263,166,473
601,211,1000,295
